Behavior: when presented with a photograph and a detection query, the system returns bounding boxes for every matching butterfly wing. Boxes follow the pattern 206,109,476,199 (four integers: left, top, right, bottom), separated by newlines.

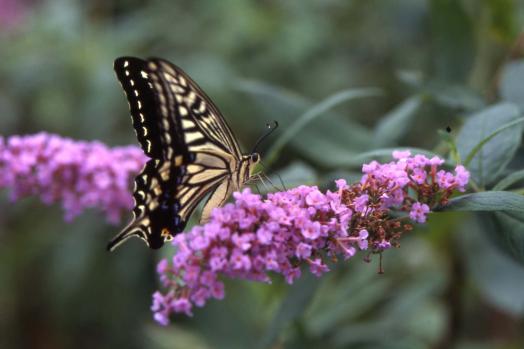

108,57,242,251
147,58,243,159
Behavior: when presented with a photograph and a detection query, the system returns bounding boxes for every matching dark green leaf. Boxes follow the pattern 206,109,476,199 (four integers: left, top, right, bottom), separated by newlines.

147,325,210,349
426,81,485,111
500,59,524,110
486,0,519,42
429,0,474,83
295,147,441,169
269,161,318,189
463,117,524,167
489,212,524,265
456,103,523,186
430,0,475,82
493,169,524,191
439,191,524,212
305,265,392,336
257,273,321,349
267,88,382,166
459,217,524,316
235,79,378,168
373,95,424,147
349,148,442,167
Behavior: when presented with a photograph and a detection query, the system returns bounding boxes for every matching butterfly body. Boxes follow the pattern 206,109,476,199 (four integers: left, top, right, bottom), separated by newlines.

108,57,260,251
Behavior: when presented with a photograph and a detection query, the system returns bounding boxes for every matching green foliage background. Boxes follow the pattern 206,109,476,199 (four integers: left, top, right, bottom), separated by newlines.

1,0,524,348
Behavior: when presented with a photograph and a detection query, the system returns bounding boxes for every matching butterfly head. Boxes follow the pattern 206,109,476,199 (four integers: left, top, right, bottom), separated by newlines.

248,152,261,175
240,152,261,181
250,152,260,165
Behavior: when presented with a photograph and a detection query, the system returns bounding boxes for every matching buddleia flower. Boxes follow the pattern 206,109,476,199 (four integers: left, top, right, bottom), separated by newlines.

151,151,469,324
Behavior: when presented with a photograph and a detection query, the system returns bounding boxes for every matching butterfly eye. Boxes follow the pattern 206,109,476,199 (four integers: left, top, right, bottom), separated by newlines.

251,153,260,163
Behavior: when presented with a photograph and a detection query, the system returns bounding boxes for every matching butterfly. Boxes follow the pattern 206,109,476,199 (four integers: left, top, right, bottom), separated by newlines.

107,56,271,251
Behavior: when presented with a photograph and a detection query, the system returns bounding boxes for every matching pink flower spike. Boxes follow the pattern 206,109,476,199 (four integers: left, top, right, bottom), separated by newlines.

0,132,146,223
146,151,470,324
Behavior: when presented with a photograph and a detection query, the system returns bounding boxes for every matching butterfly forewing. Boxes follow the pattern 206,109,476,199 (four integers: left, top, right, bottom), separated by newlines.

108,57,245,251
114,58,162,159
148,58,243,158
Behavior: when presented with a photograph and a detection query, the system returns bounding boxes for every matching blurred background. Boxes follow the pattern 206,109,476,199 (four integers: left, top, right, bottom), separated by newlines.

1,0,524,348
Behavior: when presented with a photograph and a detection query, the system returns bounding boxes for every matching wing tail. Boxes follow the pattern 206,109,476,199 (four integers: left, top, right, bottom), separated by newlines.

107,223,146,252
107,218,164,251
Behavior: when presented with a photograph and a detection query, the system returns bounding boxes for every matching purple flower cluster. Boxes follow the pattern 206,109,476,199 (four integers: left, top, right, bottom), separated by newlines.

0,133,147,223
152,151,469,325
362,150,469,223
0,134,470,325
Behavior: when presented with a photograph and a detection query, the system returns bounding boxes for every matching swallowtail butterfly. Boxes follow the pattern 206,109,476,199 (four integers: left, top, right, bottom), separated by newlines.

108,57,262,251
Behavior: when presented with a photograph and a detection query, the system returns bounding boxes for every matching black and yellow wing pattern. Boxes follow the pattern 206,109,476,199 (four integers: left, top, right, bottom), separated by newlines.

108,57,254,251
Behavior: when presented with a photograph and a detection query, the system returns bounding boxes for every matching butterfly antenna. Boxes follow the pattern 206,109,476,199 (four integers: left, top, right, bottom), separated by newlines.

251,121,279,154
262,172,281,191
257,173,270,193
253,182,262,195
259,162,286,191
275,172,287,191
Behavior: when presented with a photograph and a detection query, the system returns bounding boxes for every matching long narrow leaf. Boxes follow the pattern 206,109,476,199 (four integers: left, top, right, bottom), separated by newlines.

265,88,382,166
257,273,321,349
457,103,522,186
464,116,524,167
235,80,377,167
438,191,524,212
493,169,524,191
373,95,424,147
348,148,441,166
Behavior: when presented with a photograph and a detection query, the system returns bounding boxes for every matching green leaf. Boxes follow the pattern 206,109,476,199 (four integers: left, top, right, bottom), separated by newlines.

439,191,524,212
500,59,524,110
459,216,524,316
266,87,382,166
463,116,524,167
429,0,474,83
396,70,485,111
396,69,424,88
373,95,424,147
489,212,524,265
269,161,318,189
235,79,378,168
292,147,441,169
147,325,211,349
426,81,485,111
493,169,524,191
348,148,442,167
456,103,523,186
306,272,391,336
486,0,519,41
257,272,321,349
